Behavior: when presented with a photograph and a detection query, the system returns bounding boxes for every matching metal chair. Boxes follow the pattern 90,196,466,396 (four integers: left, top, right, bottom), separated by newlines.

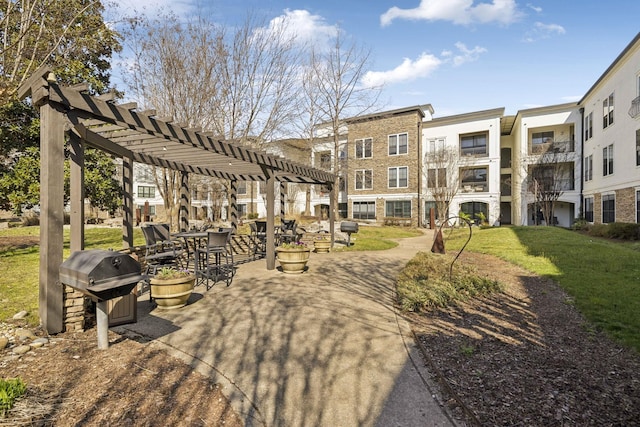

250,222,267,259
141,223,185,275
195,230,234,289
280,219,302,244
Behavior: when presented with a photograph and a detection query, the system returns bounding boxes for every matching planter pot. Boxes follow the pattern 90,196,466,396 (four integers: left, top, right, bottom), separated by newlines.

276,247,311,274
149,276,196,309
313,240,331,253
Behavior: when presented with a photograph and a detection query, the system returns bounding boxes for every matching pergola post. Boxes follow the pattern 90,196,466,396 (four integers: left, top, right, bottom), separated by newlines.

329,184,335,247
179,171,190,232
229,180,238,232
265,172,276,270
68,133,85,253
39,103,65,334
280,181,286,219
122,157,134,248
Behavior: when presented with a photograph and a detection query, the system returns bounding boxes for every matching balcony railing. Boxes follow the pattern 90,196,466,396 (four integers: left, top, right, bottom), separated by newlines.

530,139,575,154
629,95,640,118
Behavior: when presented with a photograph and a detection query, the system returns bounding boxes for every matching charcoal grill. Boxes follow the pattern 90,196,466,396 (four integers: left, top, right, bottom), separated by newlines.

340,221,359,246
59,249,146,349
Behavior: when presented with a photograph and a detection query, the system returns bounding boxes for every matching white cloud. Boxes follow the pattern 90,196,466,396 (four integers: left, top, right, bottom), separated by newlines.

380,0,523,27
526,3,542,13
362,53,442,87
451,42,487,66
523,21,566,42
265,9,338,49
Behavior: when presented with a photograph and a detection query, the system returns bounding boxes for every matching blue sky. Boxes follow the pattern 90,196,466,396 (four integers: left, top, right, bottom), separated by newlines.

109,0,640,117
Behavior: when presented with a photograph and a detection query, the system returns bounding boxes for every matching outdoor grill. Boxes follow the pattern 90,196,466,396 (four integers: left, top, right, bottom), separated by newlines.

59,250,146,349
340,221,359,246
60,249,146,301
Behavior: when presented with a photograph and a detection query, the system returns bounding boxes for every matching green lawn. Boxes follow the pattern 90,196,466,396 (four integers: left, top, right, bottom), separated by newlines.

445,226,640,352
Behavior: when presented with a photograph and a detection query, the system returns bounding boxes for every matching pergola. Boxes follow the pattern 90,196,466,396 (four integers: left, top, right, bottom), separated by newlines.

18,67,336,334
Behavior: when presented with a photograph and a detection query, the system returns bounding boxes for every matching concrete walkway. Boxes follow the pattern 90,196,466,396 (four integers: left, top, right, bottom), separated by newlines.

115,230,456,427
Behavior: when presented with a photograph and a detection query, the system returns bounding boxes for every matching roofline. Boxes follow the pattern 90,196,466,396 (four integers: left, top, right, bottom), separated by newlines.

579,31,640,105
422,107,505,127
345,105,427,123
515,102,579,117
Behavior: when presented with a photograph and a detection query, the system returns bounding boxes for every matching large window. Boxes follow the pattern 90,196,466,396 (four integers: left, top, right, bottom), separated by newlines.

318,151,332,170
353,201,375,220
385,200,411,218
500,174,511,196
427,168,447,188
603,144,614,176
137,204,156,215
500,147,512,168
636,190,640,223
355,138,372,159
602,194,615,223
388,133,408,155
603,93,614,128
532,131,554,145
137,185,155,198
388,166,408,188
355,169,373,190
584,155,593,182
460,202,488,224
584,197,594,222
237,181,247,195
584,112,593,140
460,133,487,156
237,203,247,218
460,167,488,192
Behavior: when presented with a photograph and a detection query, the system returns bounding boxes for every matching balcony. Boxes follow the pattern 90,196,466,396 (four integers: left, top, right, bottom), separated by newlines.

628,95,640,118
530,139,575,154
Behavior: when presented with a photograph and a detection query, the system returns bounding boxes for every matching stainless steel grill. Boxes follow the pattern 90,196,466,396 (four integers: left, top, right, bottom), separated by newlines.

340,221,359,246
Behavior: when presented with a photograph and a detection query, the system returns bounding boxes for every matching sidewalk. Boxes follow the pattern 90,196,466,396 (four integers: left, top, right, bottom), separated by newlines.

115,230,457,427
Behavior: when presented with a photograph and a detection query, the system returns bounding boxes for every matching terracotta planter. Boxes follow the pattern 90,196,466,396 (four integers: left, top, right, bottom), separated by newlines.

276,247,311,274
313,240,331,253
149,276,196,309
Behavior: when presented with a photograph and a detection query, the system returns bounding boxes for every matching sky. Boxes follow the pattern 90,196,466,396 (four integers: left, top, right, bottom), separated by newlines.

107,0,640,118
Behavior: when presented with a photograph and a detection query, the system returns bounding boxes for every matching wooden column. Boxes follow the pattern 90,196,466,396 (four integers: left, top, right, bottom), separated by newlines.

179,171,190,232
122,157,134,249
229,180,238,232
39,103,65,334
265,172,276,270
280,181,286,219
329,183,335,247
68,133,84,253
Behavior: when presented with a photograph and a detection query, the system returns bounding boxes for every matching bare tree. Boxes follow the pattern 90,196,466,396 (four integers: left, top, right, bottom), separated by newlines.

304,30,381,219
527,147,574,226
123,12,303,227
424,144,459,225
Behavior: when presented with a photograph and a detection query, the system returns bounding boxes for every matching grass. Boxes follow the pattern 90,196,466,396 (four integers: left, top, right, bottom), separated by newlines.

444,226,640,352
334,225,422,251
0,226,144,325
0,377,27,416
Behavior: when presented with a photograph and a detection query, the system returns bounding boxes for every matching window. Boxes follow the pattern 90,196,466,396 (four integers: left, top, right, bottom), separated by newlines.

385,200,411,218
353,201,375,220
319,151,332,170
500,147,512,168
355,169,372,190
428,138,445,153
137,185,155,198
602,194,615,223
460,202,488,224
636,190,640,223
460,167,488,192
500,174,511,196
584,197,594,222
237,203,247,218
237,181,247,195
584,155,593,182
584,112,593,140
425,201,445,221
603,144,614,176
388,166,408,188
388,133,408,155
603,93,614,128
355,138,372,159
532,131,554,145
636,129,640,166
427,168,447,188
460,133,487,156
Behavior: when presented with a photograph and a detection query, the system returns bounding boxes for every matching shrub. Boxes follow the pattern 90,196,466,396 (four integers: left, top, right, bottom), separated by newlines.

397,252,502,312
606,222,640,240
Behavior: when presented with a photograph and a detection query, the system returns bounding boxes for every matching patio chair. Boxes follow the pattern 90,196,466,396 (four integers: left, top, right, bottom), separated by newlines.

141,223,185,275
250,222,267,259
195,230,235,289
279,219,303,244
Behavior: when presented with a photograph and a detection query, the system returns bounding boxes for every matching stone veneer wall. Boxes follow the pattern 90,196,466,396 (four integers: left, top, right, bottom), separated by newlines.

616,187,637,223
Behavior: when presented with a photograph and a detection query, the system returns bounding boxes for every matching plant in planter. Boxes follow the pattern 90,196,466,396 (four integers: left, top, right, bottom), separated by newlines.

275,241,311,274
313,235,331,253
149,267,196,309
